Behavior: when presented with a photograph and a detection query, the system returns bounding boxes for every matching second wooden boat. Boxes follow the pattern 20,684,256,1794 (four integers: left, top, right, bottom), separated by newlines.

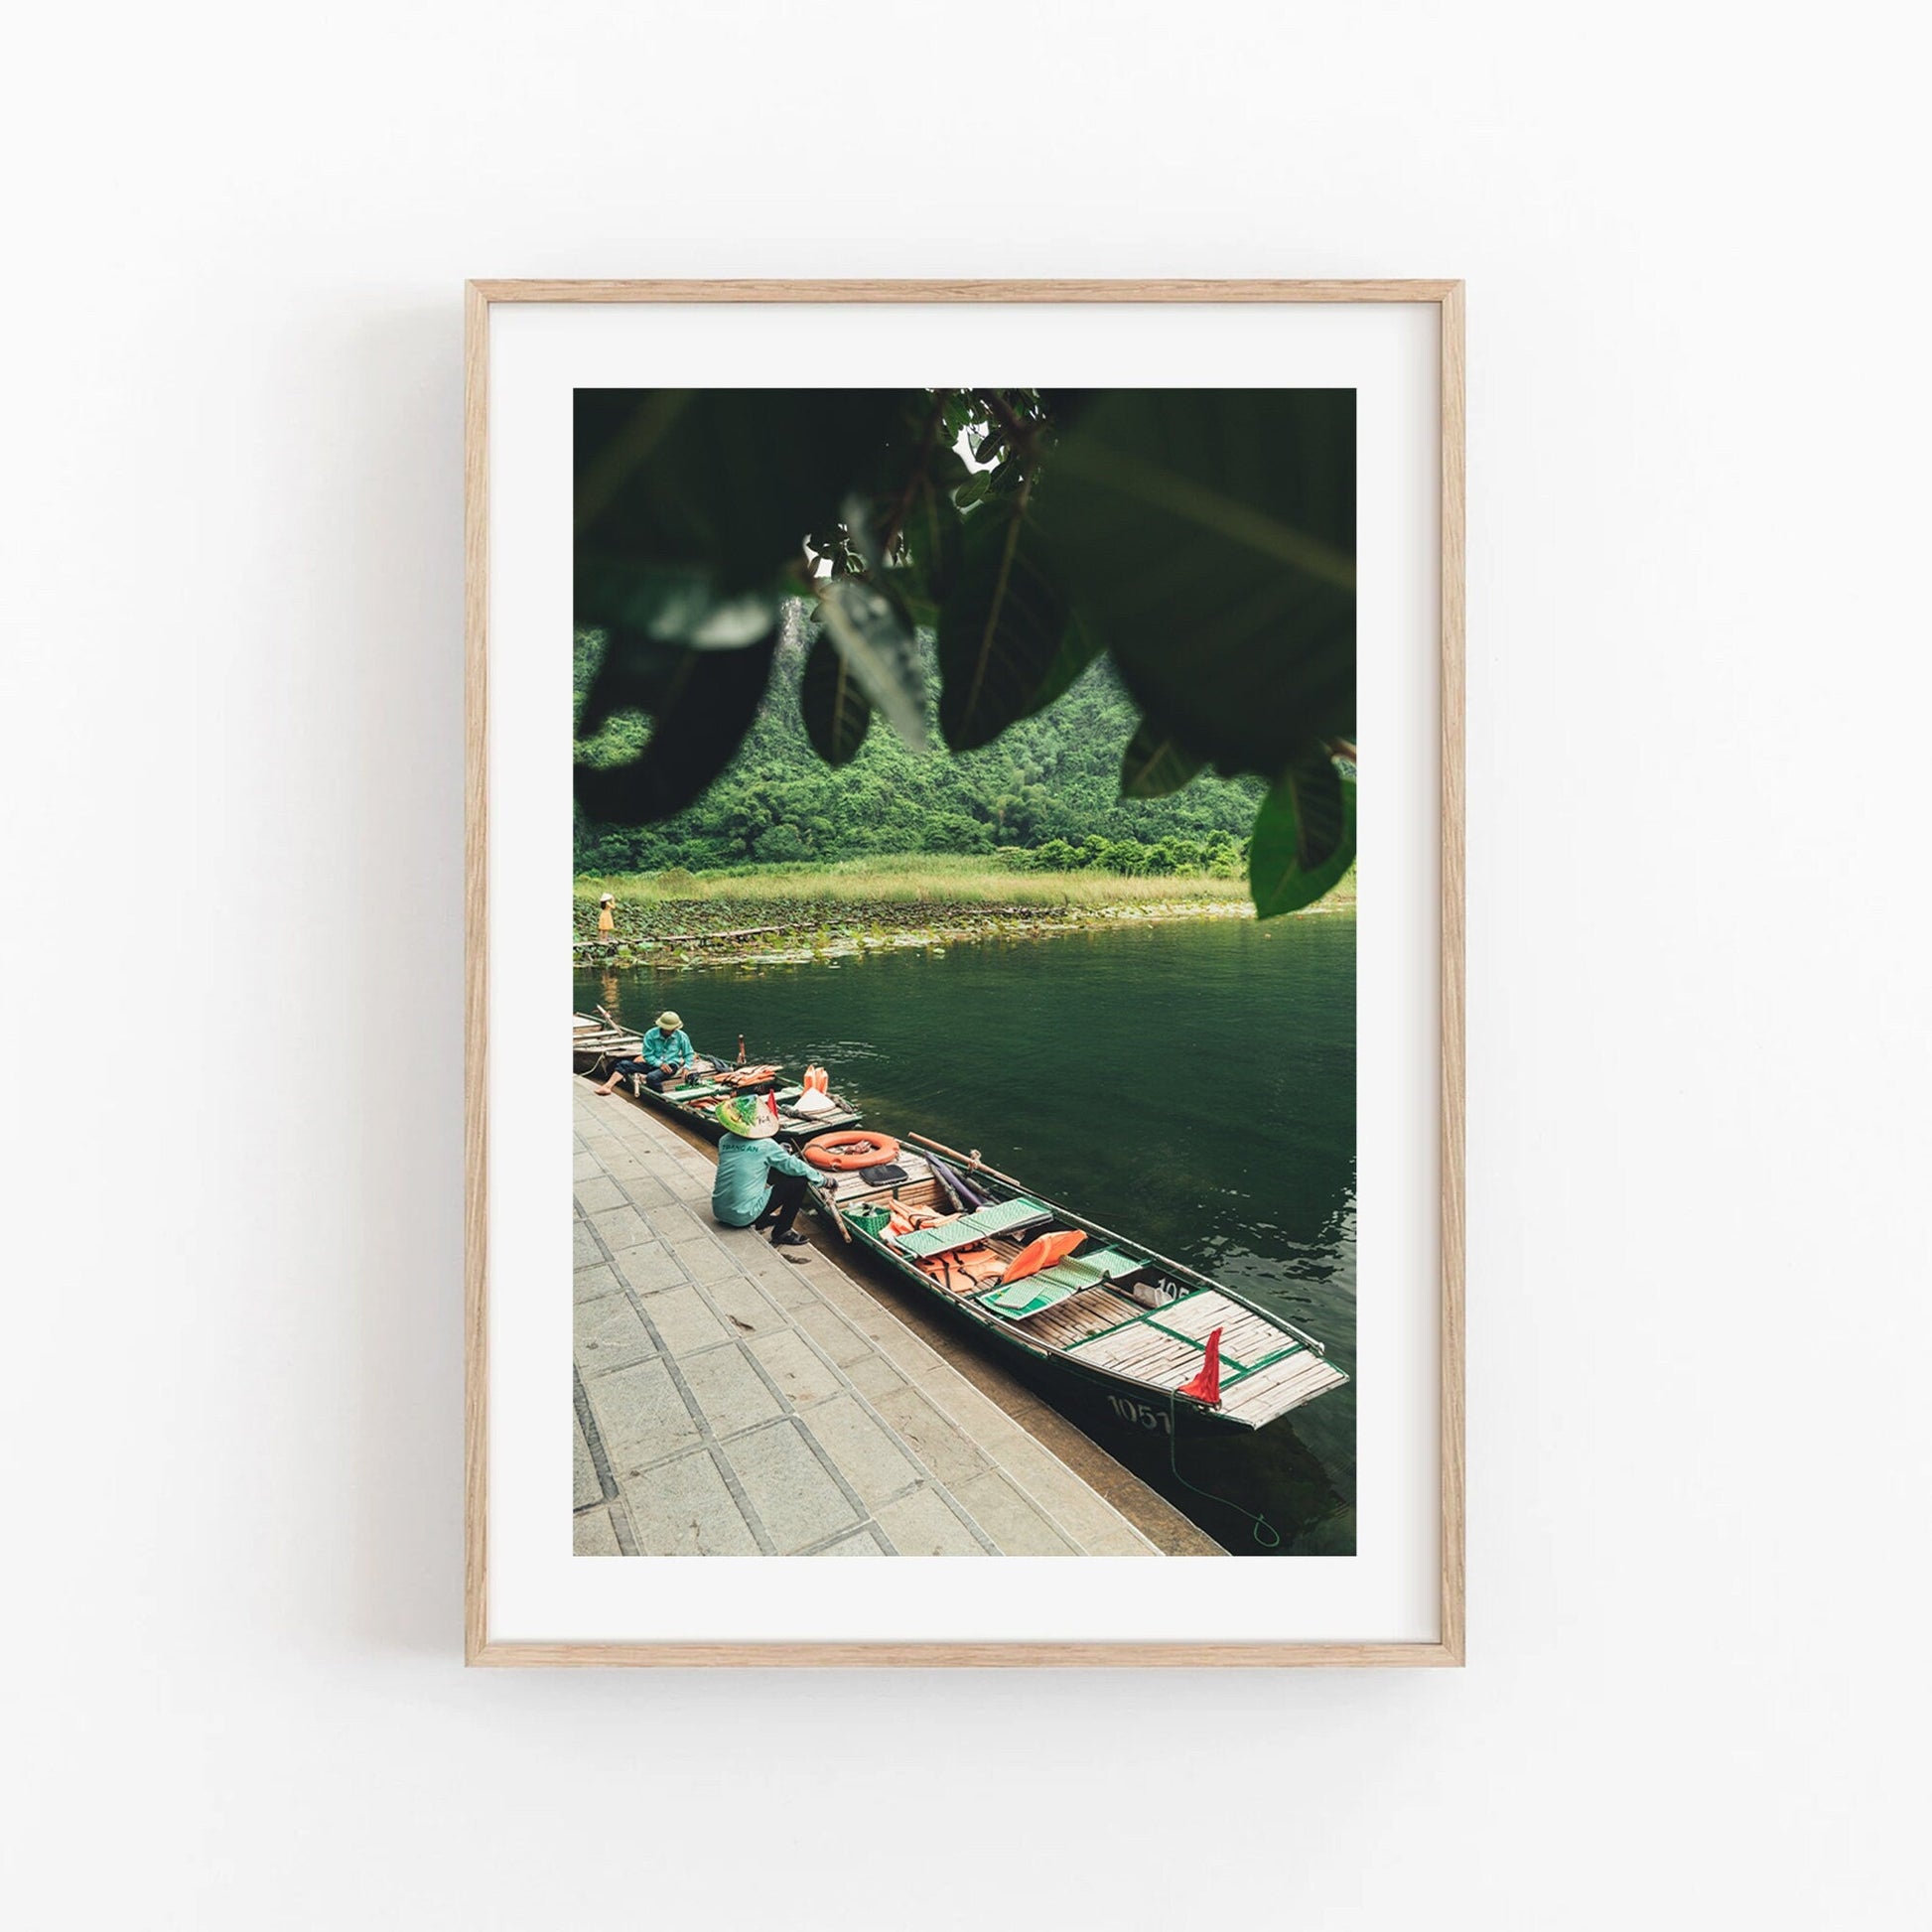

572,1011,639,1073
572,1014,863,1144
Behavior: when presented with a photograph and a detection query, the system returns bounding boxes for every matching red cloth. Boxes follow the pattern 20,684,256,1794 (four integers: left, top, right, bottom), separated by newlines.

1176,1326,1224,1406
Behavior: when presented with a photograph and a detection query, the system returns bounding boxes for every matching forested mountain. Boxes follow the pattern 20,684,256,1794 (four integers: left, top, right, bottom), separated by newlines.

574,620,1264,876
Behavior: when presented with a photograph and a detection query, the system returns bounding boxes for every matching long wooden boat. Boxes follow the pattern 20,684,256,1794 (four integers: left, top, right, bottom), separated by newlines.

809,1133,1348,1437
572,1012,863,1145
573,1011,639,1073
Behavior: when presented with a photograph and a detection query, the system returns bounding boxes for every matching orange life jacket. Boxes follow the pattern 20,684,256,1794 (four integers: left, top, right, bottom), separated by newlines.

1000,1229,1087,1287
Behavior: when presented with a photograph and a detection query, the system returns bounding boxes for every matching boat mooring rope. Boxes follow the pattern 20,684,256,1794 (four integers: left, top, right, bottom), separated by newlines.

1167,1393,1281,1550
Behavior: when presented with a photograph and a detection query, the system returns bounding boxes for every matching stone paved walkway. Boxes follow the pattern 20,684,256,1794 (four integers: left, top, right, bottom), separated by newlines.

572,1080,1162,1557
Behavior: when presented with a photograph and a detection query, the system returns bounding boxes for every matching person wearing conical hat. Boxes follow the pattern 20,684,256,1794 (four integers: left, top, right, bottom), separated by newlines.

597,893,616,939
711,1092,817,1248
591,1010,694,1096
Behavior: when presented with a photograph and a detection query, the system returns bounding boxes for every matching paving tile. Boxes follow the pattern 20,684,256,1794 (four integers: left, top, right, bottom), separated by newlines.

865,1328,949,1381
574,1419,603,1509
805,1395,922,1509
872,1385,992,1488
987,1436,1141,1547
614,1243,689,1294
702,1271,785,1338
619,1173,676,1211
574,1294,655,1376
680,1344,785,1438
1086,1525,1160,1558
584,1358,701,1472
622,1449,759,1557
589,1205,655,1254
725,1422,861,1555
749,1328,845,1409
876,1486,987,1557
711,1222,774,1257
670,1234,738,1286
951,1469,1079,1556
642,1285,729,1355
825,1288,930,1357
842,1352,907,1404
572,1174,629,1215
572,1152,604,1181
790,1300,872,1368
646,1201,710,1243
811,1530,889,1558
743,1251,820,1308
574,1506,622,1556
572,1221,604,1269
574,1261,621,1306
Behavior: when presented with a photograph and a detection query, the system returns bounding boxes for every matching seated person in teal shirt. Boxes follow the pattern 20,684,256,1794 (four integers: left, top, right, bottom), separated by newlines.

711,1094,817,1248
592,1010,694,1095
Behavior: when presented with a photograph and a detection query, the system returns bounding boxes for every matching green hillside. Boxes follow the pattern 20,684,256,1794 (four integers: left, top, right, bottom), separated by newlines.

574,618,1264,878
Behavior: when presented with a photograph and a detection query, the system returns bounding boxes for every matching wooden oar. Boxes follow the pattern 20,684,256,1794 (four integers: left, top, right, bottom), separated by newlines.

814,1182,852,1242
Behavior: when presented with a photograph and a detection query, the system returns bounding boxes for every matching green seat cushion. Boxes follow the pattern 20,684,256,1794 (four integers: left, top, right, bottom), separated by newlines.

981,1247,1141,1319
894,1197,1054,1260
982,1280,1078,1319
1034,1247,1140,1291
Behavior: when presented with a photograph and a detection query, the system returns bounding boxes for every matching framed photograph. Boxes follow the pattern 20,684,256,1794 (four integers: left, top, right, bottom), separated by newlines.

466,279,1463,1665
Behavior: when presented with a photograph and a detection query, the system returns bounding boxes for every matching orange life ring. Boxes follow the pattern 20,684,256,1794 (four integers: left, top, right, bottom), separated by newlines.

803,1130,901,1173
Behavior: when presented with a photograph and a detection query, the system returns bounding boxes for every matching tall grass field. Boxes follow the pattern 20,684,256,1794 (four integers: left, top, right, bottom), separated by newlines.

579,854,1278,908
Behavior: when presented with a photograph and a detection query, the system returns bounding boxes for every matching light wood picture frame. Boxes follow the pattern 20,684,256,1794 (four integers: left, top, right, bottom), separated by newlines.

465,279,1464,1666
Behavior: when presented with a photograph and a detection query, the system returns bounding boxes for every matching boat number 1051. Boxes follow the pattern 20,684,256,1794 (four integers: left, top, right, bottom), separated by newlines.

1107,1396,1172,1434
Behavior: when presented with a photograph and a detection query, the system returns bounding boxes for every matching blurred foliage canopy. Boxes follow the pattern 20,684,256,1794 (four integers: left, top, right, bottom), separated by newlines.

575,388,1356,913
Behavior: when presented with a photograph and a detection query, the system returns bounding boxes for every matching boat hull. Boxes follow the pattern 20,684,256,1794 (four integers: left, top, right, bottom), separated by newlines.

608,1057,864,1148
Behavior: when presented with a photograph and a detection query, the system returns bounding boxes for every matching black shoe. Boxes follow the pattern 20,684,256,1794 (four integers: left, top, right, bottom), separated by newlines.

770,1230,808,1248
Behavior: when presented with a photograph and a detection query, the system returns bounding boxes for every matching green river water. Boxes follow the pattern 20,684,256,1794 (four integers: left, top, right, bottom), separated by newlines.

576,914,1356,1555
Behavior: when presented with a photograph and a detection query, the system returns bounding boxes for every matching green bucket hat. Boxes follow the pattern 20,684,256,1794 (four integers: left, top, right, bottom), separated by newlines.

655,1011,682,1031
714,1093,779,1140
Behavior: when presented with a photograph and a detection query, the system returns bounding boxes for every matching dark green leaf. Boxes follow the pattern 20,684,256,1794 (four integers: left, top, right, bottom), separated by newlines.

845,398,968,623
815,577,927,749
954,470,994,508
1249,756,1355,916
1120,720,1205,798
799,625,873,764
936,487,1093,752
575,388,910,600
892,471,963,623
1034,389,1356,776
573,558,778,649
574,629,779,823
1031,608,1101,714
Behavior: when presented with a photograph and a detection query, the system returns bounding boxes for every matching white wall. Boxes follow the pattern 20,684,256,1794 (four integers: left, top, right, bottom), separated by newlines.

5,4,1927,1926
